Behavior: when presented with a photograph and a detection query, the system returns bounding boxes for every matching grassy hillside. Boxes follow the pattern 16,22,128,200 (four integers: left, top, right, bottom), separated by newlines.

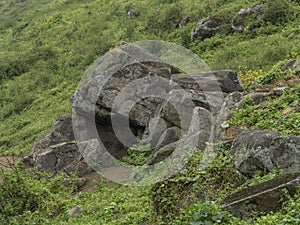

0,0,299,224
1,0,299,156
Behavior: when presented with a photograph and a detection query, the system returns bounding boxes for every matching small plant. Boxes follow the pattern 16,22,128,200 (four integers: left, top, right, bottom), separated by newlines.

258,60,288,85
263,0,293,25
0,162,73,224
183,201,232,225
121,143,152,166
239,67,265,89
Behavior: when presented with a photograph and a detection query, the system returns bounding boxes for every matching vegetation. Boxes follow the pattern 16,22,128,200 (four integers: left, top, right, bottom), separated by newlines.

0,0,299,224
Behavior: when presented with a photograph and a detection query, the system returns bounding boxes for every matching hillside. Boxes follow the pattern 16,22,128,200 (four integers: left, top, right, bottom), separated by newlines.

0,0,299,224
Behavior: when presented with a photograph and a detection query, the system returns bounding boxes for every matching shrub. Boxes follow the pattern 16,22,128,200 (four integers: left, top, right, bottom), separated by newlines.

0,164,73,224
263,0,293,25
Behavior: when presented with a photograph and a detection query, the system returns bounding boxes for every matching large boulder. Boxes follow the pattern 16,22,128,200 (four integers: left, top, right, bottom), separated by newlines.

223,173,300,218
72,43,181,156
142,117,168,149
230,130,280,176
154,126,181,150
30,141,93,177
270,136,300,174
23,115,93,177
232,5,266,31
156,71,243,129
72,43,178,128
191,16,231,41
171,70,243,94
147,107,214,165
147,142,178,165
231,130,300,176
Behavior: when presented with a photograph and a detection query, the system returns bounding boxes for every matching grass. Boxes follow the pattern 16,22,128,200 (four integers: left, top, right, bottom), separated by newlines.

0,0,300,224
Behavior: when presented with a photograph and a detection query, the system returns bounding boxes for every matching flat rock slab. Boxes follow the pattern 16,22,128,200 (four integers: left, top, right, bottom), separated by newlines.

222,173,300,218
171,70,243,93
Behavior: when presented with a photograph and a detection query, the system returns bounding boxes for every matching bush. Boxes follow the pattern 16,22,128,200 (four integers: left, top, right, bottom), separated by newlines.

0,165,73,224
263,0,293,25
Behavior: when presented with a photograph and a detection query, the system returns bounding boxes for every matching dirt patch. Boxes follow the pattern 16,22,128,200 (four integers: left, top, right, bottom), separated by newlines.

0,156,21,171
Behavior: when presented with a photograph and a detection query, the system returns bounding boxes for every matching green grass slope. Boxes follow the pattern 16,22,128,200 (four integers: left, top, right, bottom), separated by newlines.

1,0,299,156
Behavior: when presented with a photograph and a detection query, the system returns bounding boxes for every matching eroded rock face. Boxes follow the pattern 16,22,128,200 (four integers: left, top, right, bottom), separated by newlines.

31,115,75,150
231,130,300,176
230,130,280,176
270,136,300,174
147,142,178,165
23,115,93,177
26,43,244,177
223,173,300,218
232,5,266,31
191,16,231,41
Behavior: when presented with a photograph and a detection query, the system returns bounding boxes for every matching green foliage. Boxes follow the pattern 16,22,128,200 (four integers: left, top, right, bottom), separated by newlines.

0,0,299,224
121,143,151,166
181,201,232,225
263,0,294,25
229,87,300,135
151,148,244,223
258,60,289,84
0,165,73,224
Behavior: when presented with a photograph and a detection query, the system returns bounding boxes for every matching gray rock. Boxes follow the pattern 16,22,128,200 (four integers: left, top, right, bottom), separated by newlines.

223,173,300,218
230,130,280,176
155,89,196,130
32,141,93,177
231,131,300,176
147,142,177,165
72,43,176,128
154,126,181,150
179,16,191,28
127,11,140,19
192,16,231,41
171,70,243,93
232,5,266,31
147,107,214,165
273,86,288,96
184,107,214,151
142,117,168,149
30,114,75,151
67,205,83,217
245,92,270,105
219,91,245,120
270,136,300,174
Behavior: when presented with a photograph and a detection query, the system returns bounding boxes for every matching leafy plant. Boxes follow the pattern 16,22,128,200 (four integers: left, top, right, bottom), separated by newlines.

121,143,152,166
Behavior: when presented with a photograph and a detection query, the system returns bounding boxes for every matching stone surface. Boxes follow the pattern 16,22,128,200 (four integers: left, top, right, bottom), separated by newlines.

147,142,177,165
179,16,190,28
223,173,300,218
26,141,93,177
270,136,300,174
154,126,181,150
191,16,231,41
23,115,94,177
219,91,245,120
231,131,300,177
155,89,196,130
245,92,269,105
72,43,177,128
142,117,168,149
31,114,75,151
232,5,266,31
67,205,83,217
230,130,280,176
184,107,214,151
171,70,243,93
